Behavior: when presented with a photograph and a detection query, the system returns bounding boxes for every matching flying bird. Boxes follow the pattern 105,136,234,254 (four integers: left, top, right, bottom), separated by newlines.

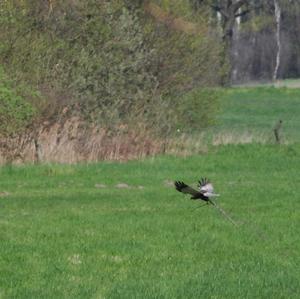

174,178,219,202
174,178,237,226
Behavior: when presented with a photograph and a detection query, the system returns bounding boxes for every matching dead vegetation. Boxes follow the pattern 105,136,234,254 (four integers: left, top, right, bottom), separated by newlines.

0,116,278,164
0,117,165,164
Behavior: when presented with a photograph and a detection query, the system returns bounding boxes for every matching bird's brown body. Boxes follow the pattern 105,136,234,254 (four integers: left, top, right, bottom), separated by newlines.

174,181,209,202
174,178,238,226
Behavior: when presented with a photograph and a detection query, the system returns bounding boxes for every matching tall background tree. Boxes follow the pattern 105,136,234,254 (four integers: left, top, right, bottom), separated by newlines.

190,0,300,83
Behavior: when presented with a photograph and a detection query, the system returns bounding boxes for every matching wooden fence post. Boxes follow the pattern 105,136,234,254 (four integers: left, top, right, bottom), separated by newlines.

273,119,282,144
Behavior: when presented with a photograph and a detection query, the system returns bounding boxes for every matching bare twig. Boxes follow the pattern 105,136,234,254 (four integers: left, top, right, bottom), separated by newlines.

34,137,42,163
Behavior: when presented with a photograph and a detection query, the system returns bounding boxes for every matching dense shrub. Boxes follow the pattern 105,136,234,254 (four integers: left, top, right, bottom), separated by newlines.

0,0,224,135
174,88,221,132
0,68,35,136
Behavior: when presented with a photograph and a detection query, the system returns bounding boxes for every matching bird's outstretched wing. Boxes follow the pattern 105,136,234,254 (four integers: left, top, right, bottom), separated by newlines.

198,177,214,194
176,179,235,225
174,181,201,197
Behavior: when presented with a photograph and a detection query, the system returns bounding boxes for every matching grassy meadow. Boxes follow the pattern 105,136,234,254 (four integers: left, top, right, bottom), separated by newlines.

1,86,300,298
213,87,300,143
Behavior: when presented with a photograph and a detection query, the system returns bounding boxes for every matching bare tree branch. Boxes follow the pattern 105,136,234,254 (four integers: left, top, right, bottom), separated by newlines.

235,9,250,18
232,0,249,13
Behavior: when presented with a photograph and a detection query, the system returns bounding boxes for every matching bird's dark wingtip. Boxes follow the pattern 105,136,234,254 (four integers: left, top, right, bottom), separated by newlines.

174,181,186,192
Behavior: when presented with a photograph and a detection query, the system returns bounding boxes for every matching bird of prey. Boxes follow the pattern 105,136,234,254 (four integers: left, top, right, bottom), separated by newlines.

174,178,237,225
174,178,219,202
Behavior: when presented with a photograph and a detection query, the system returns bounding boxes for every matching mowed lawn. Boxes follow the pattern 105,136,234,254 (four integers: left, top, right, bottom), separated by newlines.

0,144,300,298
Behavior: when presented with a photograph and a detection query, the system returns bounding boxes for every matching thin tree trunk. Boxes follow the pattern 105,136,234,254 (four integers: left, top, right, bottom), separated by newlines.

273,0,281,80
232,8,241,83
217,0,250,85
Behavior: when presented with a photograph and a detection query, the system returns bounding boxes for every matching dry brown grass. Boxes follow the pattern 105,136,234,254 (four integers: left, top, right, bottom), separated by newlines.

0,118,165,163
0,119,279,164
144,2,205,35
211,131,269,145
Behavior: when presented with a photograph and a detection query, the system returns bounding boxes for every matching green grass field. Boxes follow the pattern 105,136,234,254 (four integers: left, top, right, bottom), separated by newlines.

1,86,300,298
1,144,300,298
214,87,300,143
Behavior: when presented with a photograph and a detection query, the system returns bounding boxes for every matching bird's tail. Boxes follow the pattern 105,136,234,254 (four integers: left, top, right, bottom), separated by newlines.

209,199,238,226
209,193,220,197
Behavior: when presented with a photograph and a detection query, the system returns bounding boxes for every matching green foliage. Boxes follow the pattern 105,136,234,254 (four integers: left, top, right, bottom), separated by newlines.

0,0,223,134
0,68,35,136
68,5,158,126
157,0,195,16
241,15,274,33
1,144,300,297
175,88,221,132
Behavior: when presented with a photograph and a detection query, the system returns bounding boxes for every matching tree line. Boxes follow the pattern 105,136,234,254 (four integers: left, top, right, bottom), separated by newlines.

190,0,300,82
0,0,299,150
0,0,224,151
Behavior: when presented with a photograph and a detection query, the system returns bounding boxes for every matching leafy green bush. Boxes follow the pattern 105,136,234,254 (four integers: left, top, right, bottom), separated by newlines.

67,5,158,127
0,0,223,135
174,88,221,132
0,68,35,136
